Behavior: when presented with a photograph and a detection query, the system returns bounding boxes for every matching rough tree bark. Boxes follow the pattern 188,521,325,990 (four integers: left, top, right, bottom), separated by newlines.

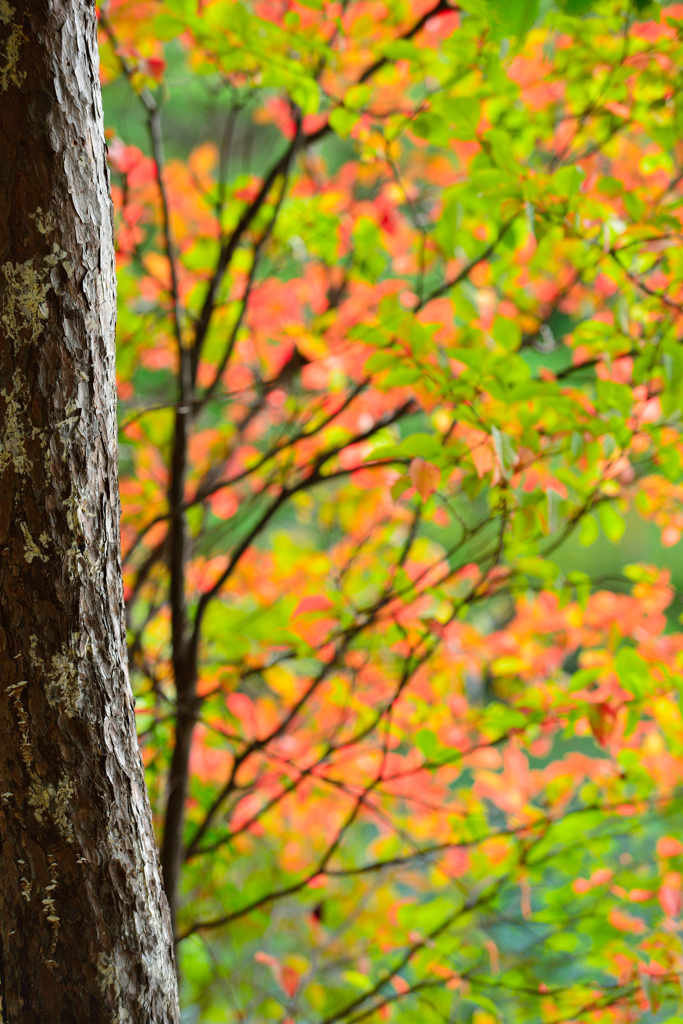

0,2,180,1020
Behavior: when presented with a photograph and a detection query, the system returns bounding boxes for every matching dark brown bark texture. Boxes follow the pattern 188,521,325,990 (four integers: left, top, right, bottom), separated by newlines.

0,2,180,1021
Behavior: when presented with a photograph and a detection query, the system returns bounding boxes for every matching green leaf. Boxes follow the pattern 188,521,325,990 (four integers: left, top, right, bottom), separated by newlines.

329,107,360,137
558,0,593,13
440,96,481,140
469,993,503,1017
516,556,559,581
415,729,440,759
570,668,601,692
485,0,539,37
396,433,441,459
153,13,185,38
365,350,397,374
491,425,516,479
491,316,521,352
397,897,453,931
615,647,650,699
547,932,578,951
598,503,626,544
410,113,450,146
345,84,372,110
624,707,640,738
343,971,372,990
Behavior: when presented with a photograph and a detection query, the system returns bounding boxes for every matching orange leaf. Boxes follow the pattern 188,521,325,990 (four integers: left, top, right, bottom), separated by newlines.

659,875,682,918
609,908,647,934
210,489,239,520
657,837,683,858
410,458,440,500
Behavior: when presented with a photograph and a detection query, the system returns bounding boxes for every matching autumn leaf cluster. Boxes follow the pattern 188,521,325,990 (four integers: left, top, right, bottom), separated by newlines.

100,0,683,1019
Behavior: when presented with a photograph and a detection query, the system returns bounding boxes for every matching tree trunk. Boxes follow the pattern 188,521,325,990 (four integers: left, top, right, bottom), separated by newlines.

0,2,180,1020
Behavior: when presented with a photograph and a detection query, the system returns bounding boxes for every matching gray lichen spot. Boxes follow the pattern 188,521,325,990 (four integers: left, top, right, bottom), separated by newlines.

30,206,53,236
97,951,119,994
7,648,78,837
98,953,134,1023
55,401,81,462
63,494,101,583
0,2,26,92
30,633,81,717
6,679,31,765
20,523,49,564
28,634,39,665
42,856,60,961
49,639,80,717
0,371,31,475
1,260,51,347
28,775,75,841
19,875,32,902
44,241,69,270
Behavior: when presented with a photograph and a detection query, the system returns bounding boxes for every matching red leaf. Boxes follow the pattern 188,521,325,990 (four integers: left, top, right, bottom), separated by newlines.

588,703,617,746
280,966,300,998
658,876,682,918
294,595,334,616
